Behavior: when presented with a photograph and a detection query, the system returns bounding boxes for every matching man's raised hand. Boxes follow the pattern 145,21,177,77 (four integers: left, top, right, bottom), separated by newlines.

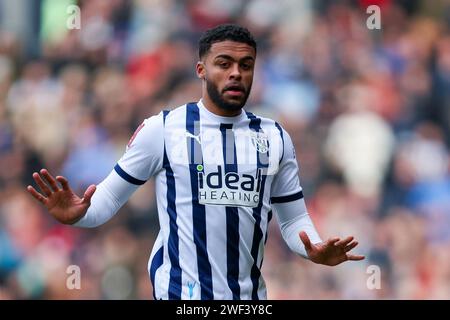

300,231,365,266
27,169,96,225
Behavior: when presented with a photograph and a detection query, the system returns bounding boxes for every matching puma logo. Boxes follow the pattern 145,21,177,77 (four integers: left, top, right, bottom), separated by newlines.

185,131,201,144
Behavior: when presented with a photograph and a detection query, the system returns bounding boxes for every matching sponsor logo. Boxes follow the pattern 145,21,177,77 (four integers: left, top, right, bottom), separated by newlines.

197,165,262,207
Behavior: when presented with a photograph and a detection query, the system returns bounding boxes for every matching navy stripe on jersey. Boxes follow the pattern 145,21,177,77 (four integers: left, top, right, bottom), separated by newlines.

150,245,164,300
264,210,273,245
163,110,182,300
271,190,304,203
220,123,240,300
186,103,214,300
246,111,267,300
114,164,146,185
274,122,284,164
260,210,274,271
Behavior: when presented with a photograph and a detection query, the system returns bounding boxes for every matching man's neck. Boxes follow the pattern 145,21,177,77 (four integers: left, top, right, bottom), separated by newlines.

201,95,242,117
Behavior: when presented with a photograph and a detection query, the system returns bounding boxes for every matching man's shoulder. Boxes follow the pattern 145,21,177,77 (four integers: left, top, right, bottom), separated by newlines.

140,103,189,125
243,109,283,130
157,102,191,123
161,102,189,114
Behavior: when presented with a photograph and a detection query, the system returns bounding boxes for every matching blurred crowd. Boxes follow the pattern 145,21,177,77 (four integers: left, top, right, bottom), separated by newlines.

0,0,449,299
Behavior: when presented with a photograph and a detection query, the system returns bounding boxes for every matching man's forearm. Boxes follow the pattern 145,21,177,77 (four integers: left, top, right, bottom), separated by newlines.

273,198,322,258
73,170,138,228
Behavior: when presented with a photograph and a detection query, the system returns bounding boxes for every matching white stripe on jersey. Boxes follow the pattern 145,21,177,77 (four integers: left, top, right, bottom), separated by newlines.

202,121,231,299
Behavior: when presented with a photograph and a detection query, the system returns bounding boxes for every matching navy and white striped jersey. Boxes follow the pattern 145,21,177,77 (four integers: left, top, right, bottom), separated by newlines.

115,100,305,300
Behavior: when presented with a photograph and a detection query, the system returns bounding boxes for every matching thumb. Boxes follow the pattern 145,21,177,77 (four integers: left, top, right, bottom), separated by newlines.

81,185,96,204
299,231,312,251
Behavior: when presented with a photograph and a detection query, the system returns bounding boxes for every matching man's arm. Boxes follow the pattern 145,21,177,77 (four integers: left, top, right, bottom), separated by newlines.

72,169,138,227
272,197,322,259
28,112,165,227
27,168,138,227
273,198,364,266
270,124,364,266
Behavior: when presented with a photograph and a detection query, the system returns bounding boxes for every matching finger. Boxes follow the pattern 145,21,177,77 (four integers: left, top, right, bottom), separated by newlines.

27,185,47,205
327,237,340,246
299,231,312,251
347,254,365,261
344,241,358,252
81,185,96,205
56,176,70,191
335,236,354,247
41,169,59,192
32,172,52,197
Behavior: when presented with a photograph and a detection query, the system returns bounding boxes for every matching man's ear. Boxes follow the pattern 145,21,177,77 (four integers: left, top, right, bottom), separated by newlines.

196,61,206,80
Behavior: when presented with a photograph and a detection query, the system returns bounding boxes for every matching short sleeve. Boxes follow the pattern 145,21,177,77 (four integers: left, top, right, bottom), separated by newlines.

115,112,164,184
270,127,304,203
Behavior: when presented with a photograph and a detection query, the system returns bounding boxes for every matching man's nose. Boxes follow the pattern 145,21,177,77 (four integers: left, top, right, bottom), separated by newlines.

229,63,242,80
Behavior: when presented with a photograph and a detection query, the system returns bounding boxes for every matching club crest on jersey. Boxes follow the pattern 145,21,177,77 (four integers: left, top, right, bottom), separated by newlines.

250,131,269,153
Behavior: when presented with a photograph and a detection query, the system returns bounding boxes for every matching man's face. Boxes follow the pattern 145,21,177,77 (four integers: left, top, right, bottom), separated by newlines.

198,40,256,112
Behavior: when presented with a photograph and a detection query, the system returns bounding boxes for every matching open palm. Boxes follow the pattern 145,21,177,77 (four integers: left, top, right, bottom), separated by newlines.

300,231,365,266
27,169,96,225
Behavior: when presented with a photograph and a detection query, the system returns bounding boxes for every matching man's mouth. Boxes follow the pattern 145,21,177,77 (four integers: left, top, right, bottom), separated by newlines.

223,85,245,97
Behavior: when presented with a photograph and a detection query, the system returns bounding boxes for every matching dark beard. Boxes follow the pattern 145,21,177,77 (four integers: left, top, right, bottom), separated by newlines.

206,79,251,113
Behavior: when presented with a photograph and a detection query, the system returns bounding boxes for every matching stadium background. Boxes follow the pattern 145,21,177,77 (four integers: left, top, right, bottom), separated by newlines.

0,0,449,299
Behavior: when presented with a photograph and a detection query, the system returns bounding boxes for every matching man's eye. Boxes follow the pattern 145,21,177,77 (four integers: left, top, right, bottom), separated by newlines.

241,63,251,70
219,62,229,68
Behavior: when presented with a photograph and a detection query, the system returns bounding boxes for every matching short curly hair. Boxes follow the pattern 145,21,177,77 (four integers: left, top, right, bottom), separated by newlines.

198,24,257,59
